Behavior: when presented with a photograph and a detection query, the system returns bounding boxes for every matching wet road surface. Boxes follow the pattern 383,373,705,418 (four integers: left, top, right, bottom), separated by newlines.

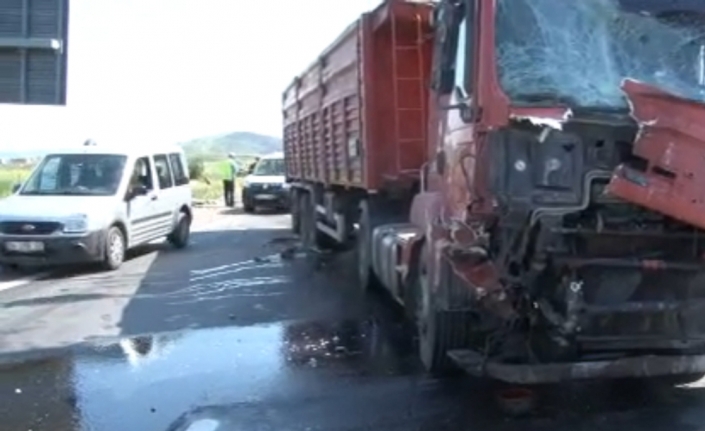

2,209,705,430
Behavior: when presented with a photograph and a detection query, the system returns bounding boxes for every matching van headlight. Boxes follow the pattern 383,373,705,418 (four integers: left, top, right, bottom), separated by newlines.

283,183,291,190
63,214,88,233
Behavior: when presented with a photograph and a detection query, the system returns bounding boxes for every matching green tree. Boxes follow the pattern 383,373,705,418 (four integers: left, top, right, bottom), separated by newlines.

188,158,205,180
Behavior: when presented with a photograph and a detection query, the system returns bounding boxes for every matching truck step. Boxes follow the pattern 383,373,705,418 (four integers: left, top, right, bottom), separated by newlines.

448,348,705,384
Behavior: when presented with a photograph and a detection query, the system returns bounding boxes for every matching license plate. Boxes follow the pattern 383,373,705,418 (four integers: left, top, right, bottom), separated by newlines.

6,241,44,253
255,194,276,200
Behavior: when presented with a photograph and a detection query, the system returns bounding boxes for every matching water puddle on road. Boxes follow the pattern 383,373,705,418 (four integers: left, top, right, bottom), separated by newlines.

0,315,420,431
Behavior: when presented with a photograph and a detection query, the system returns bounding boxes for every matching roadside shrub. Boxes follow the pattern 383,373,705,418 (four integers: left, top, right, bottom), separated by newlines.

188,158,205,180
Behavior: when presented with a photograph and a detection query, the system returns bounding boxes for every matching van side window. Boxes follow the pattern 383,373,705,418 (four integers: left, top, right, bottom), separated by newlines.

168,153,189,186
130,157,154,190
154,154,174,189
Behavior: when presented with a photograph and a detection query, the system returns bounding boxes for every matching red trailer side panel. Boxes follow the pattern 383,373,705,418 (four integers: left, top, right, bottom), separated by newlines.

282,0,434,192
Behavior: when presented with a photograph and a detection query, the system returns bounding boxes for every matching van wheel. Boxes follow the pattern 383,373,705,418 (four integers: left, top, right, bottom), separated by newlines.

168,212,191,249
102,227,125,271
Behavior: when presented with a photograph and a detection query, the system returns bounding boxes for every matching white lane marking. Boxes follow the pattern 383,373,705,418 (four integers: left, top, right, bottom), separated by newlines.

185,419,220,431
0,271,49,293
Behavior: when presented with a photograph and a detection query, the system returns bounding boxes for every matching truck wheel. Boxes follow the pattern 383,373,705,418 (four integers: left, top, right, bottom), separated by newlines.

414,244,464,375
357,200,382,291
290,189,301,234
300,191,337,250
300,192,315,248
102,226,126,271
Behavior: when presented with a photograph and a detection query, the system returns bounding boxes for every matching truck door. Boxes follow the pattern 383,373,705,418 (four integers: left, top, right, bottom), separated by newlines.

430,0,480,220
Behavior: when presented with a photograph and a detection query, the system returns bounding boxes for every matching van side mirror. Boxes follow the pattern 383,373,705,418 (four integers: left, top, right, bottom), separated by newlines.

11,183,21,193
127,184,148,200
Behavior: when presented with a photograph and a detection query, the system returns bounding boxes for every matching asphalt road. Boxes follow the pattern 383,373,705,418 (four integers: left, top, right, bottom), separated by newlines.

2,208,705,431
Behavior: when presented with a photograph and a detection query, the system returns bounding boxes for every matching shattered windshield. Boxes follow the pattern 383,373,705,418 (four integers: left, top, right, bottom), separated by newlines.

21,153,127,196
495,0,705,109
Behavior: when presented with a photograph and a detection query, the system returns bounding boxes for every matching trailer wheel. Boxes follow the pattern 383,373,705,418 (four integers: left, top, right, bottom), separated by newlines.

300,192,315,248
290,189,301,234
299,191,337,250
357,200,383,291
414,244,465,375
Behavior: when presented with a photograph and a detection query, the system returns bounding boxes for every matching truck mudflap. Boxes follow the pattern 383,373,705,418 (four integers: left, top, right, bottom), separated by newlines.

607,79,705,230
448,349,705,384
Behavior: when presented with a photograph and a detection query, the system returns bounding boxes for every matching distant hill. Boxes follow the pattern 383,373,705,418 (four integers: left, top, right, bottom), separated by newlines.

179,132,282,158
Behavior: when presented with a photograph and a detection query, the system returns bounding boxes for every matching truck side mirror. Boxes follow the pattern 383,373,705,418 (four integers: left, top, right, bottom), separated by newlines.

439,94,476,122
431,2,462,94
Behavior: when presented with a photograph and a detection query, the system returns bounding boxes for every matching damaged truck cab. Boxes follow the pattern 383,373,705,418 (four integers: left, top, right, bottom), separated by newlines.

284,0,705,384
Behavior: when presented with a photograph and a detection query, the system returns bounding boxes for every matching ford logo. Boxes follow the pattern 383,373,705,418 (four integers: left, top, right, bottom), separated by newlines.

20,224,35,232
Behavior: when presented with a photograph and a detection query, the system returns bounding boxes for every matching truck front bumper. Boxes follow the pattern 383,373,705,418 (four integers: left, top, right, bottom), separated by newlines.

449,349,705,384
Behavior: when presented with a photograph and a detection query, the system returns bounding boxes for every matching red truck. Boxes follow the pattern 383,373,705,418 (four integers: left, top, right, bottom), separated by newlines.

283,0,705,384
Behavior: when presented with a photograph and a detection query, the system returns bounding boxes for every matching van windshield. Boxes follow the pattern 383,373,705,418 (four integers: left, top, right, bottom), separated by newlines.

21,153,127,196
252,158,285,176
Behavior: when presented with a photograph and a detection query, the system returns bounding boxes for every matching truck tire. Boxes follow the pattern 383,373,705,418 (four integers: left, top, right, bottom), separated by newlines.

300,191,315,248
357,200,383,291
300,191,337,250
290,189,301,235
413,244,467,375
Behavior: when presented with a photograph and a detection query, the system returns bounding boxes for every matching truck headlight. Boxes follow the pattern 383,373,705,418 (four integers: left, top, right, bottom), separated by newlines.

63,214,88,233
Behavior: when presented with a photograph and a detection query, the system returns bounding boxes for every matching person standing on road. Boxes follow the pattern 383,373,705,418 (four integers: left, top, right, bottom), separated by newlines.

221,153,240,207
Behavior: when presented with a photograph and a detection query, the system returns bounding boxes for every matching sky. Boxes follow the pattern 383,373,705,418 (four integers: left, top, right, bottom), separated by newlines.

0,0,380,151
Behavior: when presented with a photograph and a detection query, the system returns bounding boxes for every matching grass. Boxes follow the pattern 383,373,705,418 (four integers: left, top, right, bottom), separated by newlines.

190,160,246,203
0,162,241,203
0,166,32,197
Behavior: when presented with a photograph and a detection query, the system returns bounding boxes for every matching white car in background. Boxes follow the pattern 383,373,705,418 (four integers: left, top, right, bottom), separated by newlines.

0,141,193,271
240,152,289,213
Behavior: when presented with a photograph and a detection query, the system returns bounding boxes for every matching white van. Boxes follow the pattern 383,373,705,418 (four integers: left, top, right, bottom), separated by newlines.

0,141,193,271
241,151,289,213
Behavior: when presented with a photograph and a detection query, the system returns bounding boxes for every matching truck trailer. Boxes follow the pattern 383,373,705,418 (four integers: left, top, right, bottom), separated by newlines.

283,0,705,384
